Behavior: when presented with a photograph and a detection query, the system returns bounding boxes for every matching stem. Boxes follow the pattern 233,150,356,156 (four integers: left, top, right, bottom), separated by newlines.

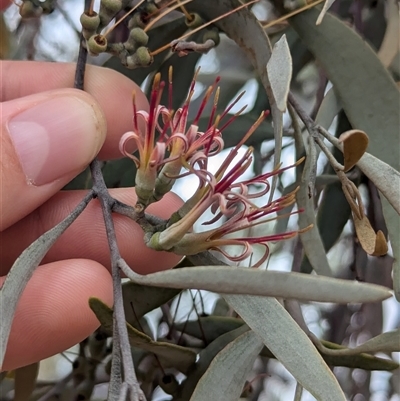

75,7,146,398
288,93,344,172
90,162,146,401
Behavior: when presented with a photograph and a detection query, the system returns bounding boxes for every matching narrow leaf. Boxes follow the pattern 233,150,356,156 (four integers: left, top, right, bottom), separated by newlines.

315,86,341,129
122,282,180,328
377,0,400,67
177,316,399,371
267,34,292,112
321,329,400,356
290,7,400,298
89,298,196,373
224,295,346,401
175,325,250,400
290,8,400,173
190,331,263,401
297,141,333,276
357,153,400,215
382,198,400,300
0,193,93,368
120,263,391,303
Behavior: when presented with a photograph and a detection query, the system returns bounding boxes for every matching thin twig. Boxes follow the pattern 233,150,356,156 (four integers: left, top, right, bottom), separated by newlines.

36,372,74,401
90,162,146,401
75,5,146,398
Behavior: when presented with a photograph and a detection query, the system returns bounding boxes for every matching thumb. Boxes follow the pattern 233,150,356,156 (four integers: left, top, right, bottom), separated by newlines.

1,88,106,231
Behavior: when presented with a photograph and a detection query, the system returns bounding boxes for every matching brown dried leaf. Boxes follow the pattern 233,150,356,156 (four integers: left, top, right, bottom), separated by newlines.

339,130,369,172
353,213,388,256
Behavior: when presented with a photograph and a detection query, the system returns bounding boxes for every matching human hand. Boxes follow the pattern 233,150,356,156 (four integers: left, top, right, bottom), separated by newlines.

0,60,183,371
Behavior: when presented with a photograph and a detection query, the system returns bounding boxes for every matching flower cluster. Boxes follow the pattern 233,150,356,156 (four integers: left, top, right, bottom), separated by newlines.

120,70,307,265
119,69,227,205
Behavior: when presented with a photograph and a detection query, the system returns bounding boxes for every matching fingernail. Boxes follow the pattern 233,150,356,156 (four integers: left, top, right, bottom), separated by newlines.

8,95,104,186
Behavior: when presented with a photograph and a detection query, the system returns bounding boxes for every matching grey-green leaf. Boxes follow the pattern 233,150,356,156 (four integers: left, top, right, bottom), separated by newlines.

315,87,341,129
297,144,333,276
290,7,400,298
0,193,92,368
224,295,346,401
291,9,400,172
357,153,400,215
89,297,197,373
190,330,263,401
267,34,292,112
120,264,391,303
176,316,399,371
320,329,400,355
175,325,250,400
122,282,180,328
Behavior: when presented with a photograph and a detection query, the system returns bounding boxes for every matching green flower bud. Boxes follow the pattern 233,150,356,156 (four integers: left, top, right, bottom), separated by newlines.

99,0,122,27
128,12,146,29
127,27,149,48
185,12,203,28
87,34,108,56
126,46,153,69
203,28,220,47
80,12,100,40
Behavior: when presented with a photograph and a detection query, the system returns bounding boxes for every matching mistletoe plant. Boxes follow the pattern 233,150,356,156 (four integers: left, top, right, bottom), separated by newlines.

1,0,399,400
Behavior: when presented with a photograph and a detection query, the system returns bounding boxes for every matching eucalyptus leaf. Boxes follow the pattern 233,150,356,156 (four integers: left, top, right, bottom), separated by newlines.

297,138,333,276
177,316,399,371
224,295,346,401
190,331,263,401
382,197,400,300
315,86,341,130
175,316,245,342
266,34,292,112
290,9,400,171
89,297,197,373
120,263,391,303
0,193,93,368
377,0,400,67
357,153,400,215
320,340,399,371
316,181,351,253
122,282,180,328
320,329,400,356
311,112,353,257
290,6,400,297
175,325,250,400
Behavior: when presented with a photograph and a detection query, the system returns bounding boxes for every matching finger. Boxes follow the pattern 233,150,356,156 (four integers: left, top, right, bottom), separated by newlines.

0,0,9,10
1,259,113,372
0,61,149,160
0,189,183,275
1,89,107,231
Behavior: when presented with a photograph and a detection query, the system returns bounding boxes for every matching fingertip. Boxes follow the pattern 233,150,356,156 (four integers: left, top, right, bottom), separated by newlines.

1,88,107,230
2,259,113,371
